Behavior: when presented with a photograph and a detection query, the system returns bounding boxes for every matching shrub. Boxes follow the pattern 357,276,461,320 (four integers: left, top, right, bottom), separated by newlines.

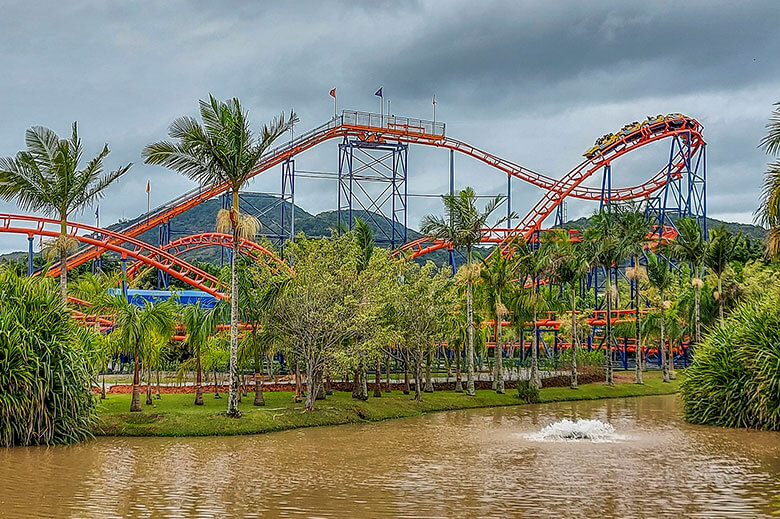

0,269,97,446
517,380,540,404
681,294,780,430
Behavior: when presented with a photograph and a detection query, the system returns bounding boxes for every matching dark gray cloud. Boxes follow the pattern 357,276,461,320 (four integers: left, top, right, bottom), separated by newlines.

0,0,778,253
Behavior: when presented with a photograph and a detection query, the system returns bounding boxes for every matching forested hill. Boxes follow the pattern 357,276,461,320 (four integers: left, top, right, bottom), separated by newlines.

562,215,767,239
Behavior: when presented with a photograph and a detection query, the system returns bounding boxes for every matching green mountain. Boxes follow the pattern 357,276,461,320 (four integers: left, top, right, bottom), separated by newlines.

562,215,767,239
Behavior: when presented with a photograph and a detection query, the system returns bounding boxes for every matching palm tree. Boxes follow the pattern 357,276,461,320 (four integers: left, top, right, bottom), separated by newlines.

670,217,707,347
421,187,506,396
478,251,520,394
0,123,131,303
645,252,673,383
107,296,176,412
705,227,740,323
616,207,654,384
756,102,780,257
585,211,628,387
143,95,297,418
549,231,590,389
180,303,219,405
515,238,553,390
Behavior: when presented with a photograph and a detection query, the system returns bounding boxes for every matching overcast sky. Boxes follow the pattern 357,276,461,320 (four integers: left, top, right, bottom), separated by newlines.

1,0,779,253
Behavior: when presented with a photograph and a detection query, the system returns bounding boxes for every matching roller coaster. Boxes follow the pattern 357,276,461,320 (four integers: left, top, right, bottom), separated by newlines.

2,108,705,301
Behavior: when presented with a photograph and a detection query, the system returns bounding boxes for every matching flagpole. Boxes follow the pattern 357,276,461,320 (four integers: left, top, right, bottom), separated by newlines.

379,94,383,127
334,94,337,119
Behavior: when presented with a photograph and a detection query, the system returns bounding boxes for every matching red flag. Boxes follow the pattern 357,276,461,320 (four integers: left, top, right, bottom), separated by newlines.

329,88,336,98
146,180,150,194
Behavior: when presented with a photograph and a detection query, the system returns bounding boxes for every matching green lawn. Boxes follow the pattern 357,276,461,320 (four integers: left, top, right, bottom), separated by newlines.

96,375,680,437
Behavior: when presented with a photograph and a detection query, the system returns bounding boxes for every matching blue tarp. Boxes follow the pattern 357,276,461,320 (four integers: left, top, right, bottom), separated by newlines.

107,288,217,308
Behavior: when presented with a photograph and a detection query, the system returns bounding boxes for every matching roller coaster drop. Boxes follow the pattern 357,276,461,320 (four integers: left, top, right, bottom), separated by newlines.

1,109,706,365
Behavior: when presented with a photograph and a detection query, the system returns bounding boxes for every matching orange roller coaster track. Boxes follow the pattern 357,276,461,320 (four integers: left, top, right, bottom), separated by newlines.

48,111,702,276
125,232,292,280
0,214,226,298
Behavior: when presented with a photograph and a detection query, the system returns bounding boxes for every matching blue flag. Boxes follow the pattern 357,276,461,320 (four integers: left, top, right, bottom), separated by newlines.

374,87,383,97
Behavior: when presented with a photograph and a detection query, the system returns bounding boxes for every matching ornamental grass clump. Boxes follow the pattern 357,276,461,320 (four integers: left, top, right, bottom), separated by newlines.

0,269,97,446
681,294,780,430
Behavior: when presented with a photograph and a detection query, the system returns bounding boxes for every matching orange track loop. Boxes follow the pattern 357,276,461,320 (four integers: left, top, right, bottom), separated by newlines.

52,113,701,275
125,232,291,279
0,214,226,299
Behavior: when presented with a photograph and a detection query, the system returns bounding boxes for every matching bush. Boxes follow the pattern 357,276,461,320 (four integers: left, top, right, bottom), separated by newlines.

517,380,540,404
0,269,97,446
681,295,780,430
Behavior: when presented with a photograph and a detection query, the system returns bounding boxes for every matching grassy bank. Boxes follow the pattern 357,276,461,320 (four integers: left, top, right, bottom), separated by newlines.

96,375,680,437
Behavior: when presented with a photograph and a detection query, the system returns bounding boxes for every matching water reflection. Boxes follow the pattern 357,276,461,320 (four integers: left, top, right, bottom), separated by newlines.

1,395,778,518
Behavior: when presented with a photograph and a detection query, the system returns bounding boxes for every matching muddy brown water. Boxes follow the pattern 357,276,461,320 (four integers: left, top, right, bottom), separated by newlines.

2,394,778,518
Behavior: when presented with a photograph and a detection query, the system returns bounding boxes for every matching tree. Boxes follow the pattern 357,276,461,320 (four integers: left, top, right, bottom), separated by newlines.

395,260,452,401
179,303,219,405
549,230,591,389
143,95,297,418
585,211,628,387
106,296,176,412
756,102,780,258
268,234,359,411
0,124,131,303
478,251,521,393
705,227,740,323
670,217,707,347
645,252,673,383
517,237,556,390
616,207,654,384
421,187,507,396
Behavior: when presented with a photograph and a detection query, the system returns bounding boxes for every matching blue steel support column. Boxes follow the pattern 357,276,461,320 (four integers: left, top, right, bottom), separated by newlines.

27,236,34,275
120,257,128,300
157,221,170,289
281,159,295,259
448,150,455,271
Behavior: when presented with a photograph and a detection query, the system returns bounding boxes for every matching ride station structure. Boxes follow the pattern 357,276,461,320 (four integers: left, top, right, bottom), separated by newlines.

0,109,706,367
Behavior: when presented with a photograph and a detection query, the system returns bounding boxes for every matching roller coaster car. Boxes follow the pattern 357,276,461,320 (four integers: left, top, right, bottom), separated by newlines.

583,144,600,158
598,133,618,151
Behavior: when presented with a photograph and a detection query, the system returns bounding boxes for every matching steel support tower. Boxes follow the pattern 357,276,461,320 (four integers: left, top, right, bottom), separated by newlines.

337,138,408,248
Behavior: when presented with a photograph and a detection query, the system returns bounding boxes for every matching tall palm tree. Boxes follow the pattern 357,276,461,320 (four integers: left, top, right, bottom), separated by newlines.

670,217,707,346
645,252,673,383
616,207,654,384
421,187,506,396
143,95,297,417
705,227,740,323
107,296,175,412
0,123,131,303
180,303,219,405
515,238,553,390
549,231,590,389
478,251,520,394
756,102,780,257
585,211,628,387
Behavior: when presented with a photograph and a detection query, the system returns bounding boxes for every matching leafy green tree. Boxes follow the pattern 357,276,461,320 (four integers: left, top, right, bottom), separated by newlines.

645,252,673,383
421,187,506,396
670,217,707,346
706,227,741,323
0,124,131,303
395,260,453,401
756,102,780,258
616,206,654,384
143,95,297,418
106,296,176,411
